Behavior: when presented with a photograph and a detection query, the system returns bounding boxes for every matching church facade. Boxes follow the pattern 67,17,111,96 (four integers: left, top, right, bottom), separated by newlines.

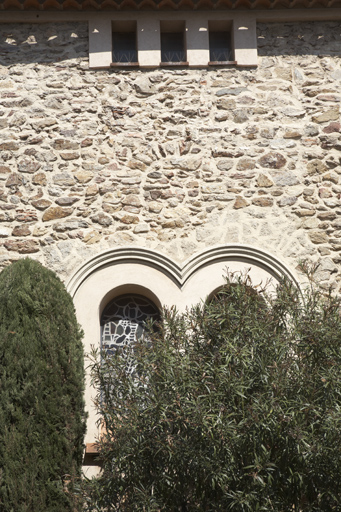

1,2,341,473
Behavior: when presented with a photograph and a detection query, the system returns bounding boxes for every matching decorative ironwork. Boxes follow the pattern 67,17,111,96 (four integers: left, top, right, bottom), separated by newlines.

101,295,159,373
161,32,186,63
112,32,138,64
209,31,233,62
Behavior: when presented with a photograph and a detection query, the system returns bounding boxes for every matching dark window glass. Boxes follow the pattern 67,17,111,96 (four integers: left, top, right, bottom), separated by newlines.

161,32,186,63
112,32,137,64
209,31,232,62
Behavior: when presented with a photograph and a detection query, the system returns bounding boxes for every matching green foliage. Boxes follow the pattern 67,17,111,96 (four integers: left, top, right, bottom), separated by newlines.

0,258,86,512
85,272,341,511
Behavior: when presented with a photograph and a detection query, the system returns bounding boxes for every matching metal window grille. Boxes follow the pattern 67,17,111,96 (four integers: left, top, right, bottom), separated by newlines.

161,32,186,63
209,31,233,62
112,32,137,64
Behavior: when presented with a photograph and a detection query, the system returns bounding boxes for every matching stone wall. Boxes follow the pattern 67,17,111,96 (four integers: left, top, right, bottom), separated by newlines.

0,20,341,288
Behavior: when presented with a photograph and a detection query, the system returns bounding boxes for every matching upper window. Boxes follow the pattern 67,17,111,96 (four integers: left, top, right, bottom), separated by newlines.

208,21,234,64
160,21,187,66
209,32,232,62
101,294,159,373
112,21,138,66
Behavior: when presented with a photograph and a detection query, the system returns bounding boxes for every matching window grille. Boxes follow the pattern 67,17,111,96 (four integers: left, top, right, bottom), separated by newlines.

161,32,186,64
209,31,233,63
112,31,138,64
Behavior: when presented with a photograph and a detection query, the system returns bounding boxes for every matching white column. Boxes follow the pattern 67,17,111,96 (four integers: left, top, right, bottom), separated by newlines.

89,19,112,69
233,14,258,67
186,18,209,67
138,18,161,67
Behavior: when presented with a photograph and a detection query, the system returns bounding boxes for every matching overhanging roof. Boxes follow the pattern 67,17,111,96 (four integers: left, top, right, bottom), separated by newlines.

1,0,341,10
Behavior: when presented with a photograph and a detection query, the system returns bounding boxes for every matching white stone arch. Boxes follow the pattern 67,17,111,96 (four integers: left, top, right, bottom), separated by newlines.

67,244,299,473
67,244,299,301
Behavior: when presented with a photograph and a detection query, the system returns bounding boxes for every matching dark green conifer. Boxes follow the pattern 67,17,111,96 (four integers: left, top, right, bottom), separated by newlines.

0,258,86,512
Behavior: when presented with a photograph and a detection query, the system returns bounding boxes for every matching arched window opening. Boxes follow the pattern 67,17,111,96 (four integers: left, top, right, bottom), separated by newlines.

209,283,264,301
207,280,269,324
100,294,159,373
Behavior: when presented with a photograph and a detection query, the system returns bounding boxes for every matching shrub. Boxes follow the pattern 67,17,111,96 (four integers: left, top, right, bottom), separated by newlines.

85,272,341,512
0,258,86,512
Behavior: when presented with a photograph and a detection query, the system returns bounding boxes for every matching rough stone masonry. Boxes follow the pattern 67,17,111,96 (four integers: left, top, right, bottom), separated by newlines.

0,20,341,289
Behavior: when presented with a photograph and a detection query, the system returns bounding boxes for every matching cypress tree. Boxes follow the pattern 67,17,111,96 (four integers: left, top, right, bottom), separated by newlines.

0,258,86,512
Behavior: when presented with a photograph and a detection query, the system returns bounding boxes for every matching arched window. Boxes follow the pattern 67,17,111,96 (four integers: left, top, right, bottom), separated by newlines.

100,294,159,373
208,281,268,309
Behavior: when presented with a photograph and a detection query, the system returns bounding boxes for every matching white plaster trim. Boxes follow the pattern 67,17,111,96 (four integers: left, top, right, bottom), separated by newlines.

67,244,299,298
